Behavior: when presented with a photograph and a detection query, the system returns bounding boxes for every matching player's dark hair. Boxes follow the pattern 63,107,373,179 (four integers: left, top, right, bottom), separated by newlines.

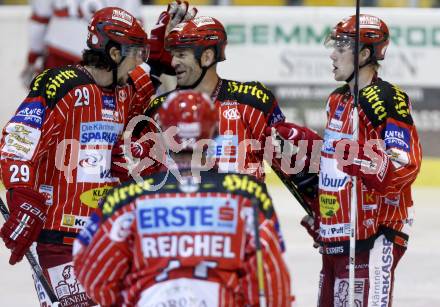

81,41,121,70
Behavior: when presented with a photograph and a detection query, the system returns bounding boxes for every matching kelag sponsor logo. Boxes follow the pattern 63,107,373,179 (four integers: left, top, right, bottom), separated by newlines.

12,102,45,128
269,104,286,125
80,121,122,145
136,197,238,234
384,123,410,152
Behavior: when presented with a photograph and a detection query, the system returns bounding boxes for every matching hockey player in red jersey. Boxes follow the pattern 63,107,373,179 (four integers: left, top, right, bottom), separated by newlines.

22,0,144,88
292,14,422,306
119,15,320,211
73,90,293,306
0,7,158,306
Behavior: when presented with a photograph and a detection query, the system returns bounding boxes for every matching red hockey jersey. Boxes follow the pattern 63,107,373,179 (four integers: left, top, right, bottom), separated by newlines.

73,171,293,306
145,79,286,180
318,79,422,253
0,65,154,243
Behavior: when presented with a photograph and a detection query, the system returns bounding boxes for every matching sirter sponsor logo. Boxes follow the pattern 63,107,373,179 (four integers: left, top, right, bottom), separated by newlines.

361,85,387,121
102,179,154,215
227,81,271,103
222,174,273,217
45,70,78,99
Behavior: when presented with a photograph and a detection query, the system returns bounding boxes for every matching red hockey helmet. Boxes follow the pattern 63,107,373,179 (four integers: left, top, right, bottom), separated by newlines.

325,14,390,61
157,90,217,150
165,16,227,63
87,7,148,54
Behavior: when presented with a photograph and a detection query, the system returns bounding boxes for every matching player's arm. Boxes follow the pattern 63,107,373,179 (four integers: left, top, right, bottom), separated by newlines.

147,1,198,79
73,202,134,306
260,84,321,215
335,83,422,195
240,189,294,306
127,62,156,119
0,70,63,264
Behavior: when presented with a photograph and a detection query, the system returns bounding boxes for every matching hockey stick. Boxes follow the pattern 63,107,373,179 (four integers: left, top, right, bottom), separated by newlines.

270,165,314,217
251,197,267,307
349,1,361,306
0,197,59,305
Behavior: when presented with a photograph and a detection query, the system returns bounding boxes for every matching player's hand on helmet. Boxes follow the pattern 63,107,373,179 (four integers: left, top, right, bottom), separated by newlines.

333,139,393,193
148,1,197,73
21,52,44,89
0,188,46,265
167,1,198,31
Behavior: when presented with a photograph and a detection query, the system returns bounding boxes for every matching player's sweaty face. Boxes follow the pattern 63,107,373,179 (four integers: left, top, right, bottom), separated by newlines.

330,45,355,82
171,48,203,87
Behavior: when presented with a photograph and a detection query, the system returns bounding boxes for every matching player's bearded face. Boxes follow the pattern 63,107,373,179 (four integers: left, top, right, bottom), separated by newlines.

171,48,204,87
329,45,355,82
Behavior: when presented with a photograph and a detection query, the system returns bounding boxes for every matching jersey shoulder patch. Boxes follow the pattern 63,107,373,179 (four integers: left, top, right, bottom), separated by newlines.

359,79,413,127
219,80,276,113
145,90,175,115
28,66,93,109
100,176,160,219
220,173,274,219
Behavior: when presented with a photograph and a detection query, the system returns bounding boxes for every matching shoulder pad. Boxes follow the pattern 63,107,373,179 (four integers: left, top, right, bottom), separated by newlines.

221,173,274,219
359,79,413,127
219,80,276,113
145,90,174,115
28,67,93,109
100,176,159,219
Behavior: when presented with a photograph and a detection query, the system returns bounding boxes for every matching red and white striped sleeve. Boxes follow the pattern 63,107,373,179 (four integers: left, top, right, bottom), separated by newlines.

73,205,135,306
241,214,294,306
382,115,422,196
127,63,156,120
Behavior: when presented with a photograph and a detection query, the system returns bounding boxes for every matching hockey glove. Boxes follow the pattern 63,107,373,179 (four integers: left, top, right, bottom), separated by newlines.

111,136,164,182
148,1,197,74
0,188,46,265
265,122,322,198
333,139,393,193
300,215,320,248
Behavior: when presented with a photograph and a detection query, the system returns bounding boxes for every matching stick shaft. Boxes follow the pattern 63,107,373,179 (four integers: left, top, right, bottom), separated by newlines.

349,1,361,306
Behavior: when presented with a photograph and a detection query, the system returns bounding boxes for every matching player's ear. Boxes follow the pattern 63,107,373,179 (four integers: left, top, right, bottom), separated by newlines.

201,48,215,68
109,47,122,64
359,47,371,66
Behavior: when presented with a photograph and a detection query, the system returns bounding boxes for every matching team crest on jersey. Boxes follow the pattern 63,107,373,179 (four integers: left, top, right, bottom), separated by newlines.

222,108,240,120
118,89,127,102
